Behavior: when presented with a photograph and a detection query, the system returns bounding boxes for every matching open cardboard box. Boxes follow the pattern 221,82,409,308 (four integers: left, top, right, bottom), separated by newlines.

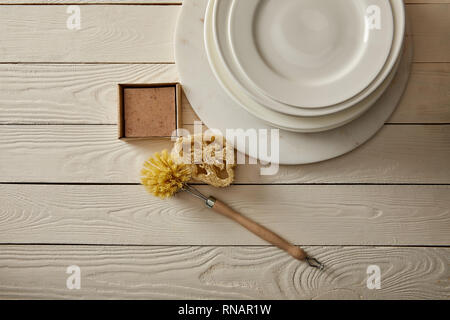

118,83,182,140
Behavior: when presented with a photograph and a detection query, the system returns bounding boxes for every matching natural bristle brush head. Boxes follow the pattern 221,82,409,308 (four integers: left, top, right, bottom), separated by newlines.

141,150,191,199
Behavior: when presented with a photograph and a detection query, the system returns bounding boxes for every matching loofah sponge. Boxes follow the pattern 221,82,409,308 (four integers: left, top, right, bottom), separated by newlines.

141,150,191,199
171,134,236,187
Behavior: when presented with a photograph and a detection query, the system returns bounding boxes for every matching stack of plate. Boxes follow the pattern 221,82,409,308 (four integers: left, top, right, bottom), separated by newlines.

204,0,405,133
174,0,411,164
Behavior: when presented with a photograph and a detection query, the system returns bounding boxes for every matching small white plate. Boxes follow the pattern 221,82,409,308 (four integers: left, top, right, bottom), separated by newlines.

210,0,405,124
205,0,401,133
211,0,401,118
229,0,394,108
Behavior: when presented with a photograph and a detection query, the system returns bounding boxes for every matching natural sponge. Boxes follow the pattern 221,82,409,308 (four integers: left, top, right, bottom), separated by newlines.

171,134,236,187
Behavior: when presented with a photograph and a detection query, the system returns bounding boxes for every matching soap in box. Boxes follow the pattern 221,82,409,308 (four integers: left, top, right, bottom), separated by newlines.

118,83,181,140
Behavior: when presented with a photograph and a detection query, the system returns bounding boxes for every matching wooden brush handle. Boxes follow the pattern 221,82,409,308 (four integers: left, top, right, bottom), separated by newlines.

209,197,307,261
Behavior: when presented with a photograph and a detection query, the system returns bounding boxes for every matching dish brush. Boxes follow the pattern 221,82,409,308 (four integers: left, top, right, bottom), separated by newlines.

141,150,324,270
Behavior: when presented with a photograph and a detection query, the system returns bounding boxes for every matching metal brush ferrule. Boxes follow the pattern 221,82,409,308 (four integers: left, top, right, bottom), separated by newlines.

205,196,216,208
181,184,216,208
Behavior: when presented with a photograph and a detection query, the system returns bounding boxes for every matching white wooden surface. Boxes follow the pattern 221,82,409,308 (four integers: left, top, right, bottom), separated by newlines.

0,125,449,183
0,63,448,124
0,246,448,299
0,0,449,300
1,184,449,245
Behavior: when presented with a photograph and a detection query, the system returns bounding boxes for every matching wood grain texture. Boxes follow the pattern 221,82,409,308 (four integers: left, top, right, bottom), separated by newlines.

0,64,178,124
390,63,450,123
0,125,448,183
405,1,450,3
0,245,448,299
0,125,173,183
0,5,179,63
0,1,449,301
0,1,180,3
0,63,448,125
236,124,450,184
0,1,448,5
0,1,448,3
180,63,450,125
406,4,450,62
0,4,448,63
0,184,449,245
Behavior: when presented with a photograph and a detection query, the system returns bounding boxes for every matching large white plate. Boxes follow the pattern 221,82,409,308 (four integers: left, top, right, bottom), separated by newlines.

211,0,405,118
174,0,412,164
205,0,401,133
228,0,394,108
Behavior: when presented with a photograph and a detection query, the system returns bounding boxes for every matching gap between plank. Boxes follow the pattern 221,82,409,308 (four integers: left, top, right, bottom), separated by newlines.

0,61,447,65
0,243,449,248
0,3,182,6
0,62,176,65
1,182,449,186
1,123,450,126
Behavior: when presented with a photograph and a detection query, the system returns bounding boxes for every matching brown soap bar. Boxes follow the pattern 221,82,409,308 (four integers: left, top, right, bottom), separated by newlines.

124,86,176,137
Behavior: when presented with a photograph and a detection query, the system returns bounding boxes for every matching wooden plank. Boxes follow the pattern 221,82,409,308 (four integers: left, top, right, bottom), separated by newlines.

0,4,448,63
0,64,178,124
0,1,448,4
405,1,450,3
0,0,448,3
0,63,448,125
390,63,450,123
0,124,448,184
0,184,449,246
0,5,179,63
406,4,450,62
179,63,450,125
0,125,172,183
0,245,448,299
407,3,450,35
0,1,180,3
237,125,450,184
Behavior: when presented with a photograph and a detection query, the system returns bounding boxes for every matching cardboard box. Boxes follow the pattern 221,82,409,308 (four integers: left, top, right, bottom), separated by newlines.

118,83,182,140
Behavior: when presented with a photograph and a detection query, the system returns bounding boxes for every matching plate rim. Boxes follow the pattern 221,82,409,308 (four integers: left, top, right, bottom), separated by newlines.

205,0,402,132
227,0,395,108
211,0,405,117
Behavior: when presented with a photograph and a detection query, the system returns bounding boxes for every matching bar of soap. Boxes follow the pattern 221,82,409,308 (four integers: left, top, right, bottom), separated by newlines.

124,86,176,137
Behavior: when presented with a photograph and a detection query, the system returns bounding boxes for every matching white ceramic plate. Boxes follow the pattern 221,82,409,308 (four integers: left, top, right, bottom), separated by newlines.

212,0,404,118
228,0,394,108
174,0,411,164
205,0,401,133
